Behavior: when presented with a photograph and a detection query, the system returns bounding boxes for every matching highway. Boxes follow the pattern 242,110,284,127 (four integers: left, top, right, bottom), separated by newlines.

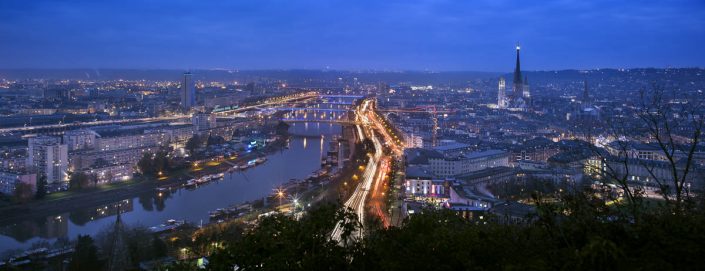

365,100,402,227
0,115,188,134
368,100,403,157
331,99,391,241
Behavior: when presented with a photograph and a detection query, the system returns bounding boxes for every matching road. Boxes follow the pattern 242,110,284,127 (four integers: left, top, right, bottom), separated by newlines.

367,101,404,157
331,99,399,241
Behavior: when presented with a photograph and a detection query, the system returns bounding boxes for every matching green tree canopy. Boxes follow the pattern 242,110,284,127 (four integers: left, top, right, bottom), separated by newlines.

68,235,102,271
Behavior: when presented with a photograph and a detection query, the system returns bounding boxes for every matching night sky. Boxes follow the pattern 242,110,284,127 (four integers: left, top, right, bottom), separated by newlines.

1,0,703,71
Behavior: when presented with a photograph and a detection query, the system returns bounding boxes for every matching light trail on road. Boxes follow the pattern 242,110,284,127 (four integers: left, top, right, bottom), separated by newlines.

370,157,391,227
331,100,384,242
331,98,406,240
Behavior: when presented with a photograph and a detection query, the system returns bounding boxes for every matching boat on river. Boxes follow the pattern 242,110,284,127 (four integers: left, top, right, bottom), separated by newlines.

149,219,185,233
196,176,209,184
208,203,252,221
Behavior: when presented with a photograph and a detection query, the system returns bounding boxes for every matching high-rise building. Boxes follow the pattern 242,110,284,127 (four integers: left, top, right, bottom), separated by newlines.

497,77,507,108
181,72,196,109
27,136,68,184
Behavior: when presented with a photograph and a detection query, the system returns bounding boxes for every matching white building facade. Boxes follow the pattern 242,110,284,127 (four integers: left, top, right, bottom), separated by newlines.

429,150,509,177
27,136,68,184
192,112,217,131
63,129,98,151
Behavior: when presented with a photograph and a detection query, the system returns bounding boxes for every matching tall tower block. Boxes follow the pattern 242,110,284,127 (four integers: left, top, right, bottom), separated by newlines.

181,72,196,110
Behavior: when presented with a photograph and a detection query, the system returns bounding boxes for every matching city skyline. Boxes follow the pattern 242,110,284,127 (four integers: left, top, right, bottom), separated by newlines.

1,0,704,71
1,1,704,269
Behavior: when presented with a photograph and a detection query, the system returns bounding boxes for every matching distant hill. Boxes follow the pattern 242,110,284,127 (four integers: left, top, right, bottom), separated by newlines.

504,68,705,85
0,69,501,84
2,68,702,87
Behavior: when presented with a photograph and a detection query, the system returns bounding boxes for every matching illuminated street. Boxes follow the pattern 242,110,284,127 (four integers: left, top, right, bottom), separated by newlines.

332,99,397,240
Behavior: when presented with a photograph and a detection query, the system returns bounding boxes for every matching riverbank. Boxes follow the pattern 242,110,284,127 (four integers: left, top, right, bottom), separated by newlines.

149,126,363,261
0,136,289,226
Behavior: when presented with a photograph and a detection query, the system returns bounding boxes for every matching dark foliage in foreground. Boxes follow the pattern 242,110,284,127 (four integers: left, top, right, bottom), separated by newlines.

161,197,705,271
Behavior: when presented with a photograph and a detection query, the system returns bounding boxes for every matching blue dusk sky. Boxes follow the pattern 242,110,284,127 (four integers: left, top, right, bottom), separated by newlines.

0,0,703,71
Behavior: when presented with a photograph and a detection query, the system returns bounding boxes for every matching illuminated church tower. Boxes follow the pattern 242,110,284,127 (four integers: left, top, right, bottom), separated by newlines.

508,44,530,110
512,45,523,99
498,77,507,108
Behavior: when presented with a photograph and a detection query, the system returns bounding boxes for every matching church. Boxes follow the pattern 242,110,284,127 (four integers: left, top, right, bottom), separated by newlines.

497,45,531,111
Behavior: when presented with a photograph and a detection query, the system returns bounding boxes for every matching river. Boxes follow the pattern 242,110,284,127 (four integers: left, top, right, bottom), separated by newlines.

0,122,342,256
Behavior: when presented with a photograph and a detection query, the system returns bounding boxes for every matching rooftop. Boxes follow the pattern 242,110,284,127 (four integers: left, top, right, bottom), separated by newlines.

463,149,507,159
489,201,537,218
433,142,471,152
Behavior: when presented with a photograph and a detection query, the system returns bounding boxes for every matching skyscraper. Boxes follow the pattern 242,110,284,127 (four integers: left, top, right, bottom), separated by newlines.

498,77,506,108
181,72,196,110
512,45,523,99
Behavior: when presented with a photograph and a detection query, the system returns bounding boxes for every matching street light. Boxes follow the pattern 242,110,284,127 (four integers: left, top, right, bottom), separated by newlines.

275,187,285,208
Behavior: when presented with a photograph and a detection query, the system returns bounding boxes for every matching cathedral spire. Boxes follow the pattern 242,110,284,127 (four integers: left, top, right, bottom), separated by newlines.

513,45,523,85
512,44,523,97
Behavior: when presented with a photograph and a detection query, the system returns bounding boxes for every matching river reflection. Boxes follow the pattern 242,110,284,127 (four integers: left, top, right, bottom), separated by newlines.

0,122,341,255
0,199,132,254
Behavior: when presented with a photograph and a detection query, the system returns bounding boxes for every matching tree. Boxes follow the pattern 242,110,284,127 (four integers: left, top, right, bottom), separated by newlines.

137,150,173,177
585,86,704,216
206,135,225,146
95,221,174,270
69,172,90,190
35,175,47,199
635,86,703,213
275,121,290,136
137,153,155,176
153,151,170,174
68,235,102,271
13,182,33,204
89,173,99,187
185,134,202,155
208,204,358,270
104,172,114,183
152,236,168,258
